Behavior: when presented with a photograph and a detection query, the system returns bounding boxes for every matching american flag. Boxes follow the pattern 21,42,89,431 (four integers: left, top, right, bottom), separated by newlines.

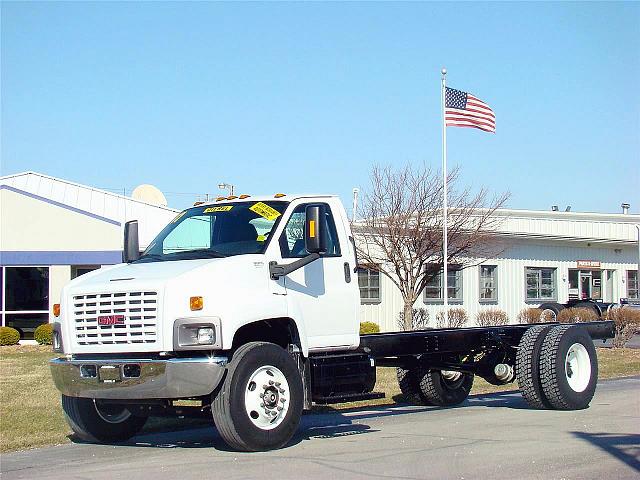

445,87,495,133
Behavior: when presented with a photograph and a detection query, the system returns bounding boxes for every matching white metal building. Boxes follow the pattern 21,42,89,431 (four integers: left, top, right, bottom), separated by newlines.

0,172,178,339
357,208,640,332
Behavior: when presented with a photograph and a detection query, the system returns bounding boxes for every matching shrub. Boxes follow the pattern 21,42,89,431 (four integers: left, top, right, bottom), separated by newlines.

34,323,54,345
436,308,468,328
360,321,381,335
0,327,20,346
517,308,542,324
605,307,640,348
557,307,599,324
476,308,509,327
397,308,429,331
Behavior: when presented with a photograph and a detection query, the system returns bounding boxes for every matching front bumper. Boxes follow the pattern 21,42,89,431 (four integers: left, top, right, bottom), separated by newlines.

50,356,227,400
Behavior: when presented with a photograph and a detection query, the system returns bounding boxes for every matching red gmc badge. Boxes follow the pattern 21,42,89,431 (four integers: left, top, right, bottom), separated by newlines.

97,315,125,326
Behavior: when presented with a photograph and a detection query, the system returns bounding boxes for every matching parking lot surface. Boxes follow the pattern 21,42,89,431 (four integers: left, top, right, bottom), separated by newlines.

2,377,639,480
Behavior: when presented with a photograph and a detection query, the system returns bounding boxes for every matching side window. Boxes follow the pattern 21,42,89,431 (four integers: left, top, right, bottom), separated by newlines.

279,203,341,258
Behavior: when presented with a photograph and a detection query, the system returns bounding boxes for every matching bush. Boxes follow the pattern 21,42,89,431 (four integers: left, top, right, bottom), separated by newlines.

436,308,468,328
605,307,640,348
557,307,599,324
34,323,54,345
360,321,381,335
0,327,21,346
397,308,429,331
476,308,509,327
517,308,542,324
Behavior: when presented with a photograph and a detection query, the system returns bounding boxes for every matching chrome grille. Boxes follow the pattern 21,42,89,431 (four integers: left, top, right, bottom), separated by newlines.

73,291,158,345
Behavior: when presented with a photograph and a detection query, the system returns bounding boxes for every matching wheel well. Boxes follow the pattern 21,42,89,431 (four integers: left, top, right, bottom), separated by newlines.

231,318,300,351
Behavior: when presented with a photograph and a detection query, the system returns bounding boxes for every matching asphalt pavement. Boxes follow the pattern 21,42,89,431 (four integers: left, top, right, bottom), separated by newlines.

2,377,639,480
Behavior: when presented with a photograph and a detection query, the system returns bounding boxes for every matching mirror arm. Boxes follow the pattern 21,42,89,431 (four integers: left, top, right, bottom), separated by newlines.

269,253,321,280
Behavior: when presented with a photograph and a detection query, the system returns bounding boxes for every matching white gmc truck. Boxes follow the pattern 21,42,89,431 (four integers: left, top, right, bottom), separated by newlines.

50,194,614,451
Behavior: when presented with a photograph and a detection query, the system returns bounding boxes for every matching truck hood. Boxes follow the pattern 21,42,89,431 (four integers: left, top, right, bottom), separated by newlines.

68,258,215,290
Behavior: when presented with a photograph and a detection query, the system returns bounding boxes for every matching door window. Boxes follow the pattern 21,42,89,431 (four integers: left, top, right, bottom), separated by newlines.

279,204,341,258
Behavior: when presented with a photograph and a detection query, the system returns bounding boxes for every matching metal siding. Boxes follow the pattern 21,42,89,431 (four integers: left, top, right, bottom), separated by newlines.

358,239,638,332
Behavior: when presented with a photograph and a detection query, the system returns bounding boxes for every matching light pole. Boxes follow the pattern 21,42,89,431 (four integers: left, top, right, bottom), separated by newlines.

218,183,235,196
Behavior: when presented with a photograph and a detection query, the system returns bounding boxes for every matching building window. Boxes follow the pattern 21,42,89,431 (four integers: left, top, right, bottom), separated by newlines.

479,265,498,302
525,267,556,302
71,265,100,279
424,266,463,303
628,271,639,299
0,267,50,340
357,266,380,304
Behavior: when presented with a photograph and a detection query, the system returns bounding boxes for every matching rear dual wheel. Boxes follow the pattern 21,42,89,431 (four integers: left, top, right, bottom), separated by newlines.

397,366,473,407
517,325,597,410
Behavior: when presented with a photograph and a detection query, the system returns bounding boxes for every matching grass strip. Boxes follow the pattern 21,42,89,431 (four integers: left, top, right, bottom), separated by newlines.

1,345,638,452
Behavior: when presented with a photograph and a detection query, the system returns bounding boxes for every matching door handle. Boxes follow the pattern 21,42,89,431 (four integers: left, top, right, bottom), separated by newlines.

344,263,351,283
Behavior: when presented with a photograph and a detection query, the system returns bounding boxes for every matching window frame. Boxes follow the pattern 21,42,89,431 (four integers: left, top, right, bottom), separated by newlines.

423,265,464,304
357,265,381,305
525,267,557,302
478,264,498,303
0,266,51,338
627,270,639,299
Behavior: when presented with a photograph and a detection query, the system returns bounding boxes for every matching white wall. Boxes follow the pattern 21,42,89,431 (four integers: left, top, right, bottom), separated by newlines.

358,238,639,332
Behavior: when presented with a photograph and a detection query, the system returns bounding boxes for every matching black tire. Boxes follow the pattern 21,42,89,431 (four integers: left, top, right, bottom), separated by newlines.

212,342,303,451
396,367,431,405
539,325,598,410
538,302,564,322
61,395,147,443
574,302,602,318
516,325,553,409
418,370,474,407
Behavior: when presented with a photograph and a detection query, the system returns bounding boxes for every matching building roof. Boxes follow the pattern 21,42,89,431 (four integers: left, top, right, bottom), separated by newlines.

0,171,179,220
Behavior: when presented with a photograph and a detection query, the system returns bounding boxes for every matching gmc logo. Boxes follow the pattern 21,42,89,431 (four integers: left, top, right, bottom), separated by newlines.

97,315,125,326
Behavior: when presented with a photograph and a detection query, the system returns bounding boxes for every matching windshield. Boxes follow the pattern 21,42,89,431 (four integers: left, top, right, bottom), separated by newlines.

135,201,288,263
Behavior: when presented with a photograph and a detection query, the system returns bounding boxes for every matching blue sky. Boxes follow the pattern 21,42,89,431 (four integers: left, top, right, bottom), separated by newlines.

2,2,639,213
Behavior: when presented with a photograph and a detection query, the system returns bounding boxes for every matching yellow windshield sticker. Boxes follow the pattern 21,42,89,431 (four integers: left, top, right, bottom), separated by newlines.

171,211,187,223
257,234,267,242
249,202,281,221
203,206,233,213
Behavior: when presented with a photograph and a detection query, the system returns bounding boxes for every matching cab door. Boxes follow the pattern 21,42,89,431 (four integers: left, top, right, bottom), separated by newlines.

275,201,359,351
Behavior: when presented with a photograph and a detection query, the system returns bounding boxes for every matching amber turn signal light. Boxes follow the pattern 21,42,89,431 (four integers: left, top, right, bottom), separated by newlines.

190,296,204,311
53,304,61,317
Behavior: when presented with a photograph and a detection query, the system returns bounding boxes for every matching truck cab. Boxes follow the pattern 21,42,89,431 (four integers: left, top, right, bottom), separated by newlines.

53,194,360,358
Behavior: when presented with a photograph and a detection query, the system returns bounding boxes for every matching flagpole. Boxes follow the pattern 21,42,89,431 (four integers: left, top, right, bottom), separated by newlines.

441,68,449,316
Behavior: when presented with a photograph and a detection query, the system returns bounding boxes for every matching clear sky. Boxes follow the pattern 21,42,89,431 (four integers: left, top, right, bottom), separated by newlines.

2,2,639,213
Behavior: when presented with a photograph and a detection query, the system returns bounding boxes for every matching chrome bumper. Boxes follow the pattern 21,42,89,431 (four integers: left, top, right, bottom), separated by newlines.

49,356,227,400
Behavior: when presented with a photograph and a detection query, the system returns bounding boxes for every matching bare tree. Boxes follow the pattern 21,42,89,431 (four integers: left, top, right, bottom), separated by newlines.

354,164,509,331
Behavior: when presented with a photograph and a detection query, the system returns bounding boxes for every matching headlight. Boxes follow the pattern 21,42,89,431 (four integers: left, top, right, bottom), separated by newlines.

173,317,222,350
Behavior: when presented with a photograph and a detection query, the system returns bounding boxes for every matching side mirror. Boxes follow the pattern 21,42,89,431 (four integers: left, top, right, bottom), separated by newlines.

305,205,327,254
123,220,140,263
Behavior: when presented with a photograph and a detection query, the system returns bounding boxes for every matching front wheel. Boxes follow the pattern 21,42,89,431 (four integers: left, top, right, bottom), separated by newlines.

61,395,147,443
212,342,304,451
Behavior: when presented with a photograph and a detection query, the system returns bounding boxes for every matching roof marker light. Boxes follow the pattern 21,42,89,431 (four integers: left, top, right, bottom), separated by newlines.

274,193,286,198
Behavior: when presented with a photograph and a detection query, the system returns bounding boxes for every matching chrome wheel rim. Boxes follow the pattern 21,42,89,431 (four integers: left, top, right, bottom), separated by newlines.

244,365,290,430
541,309,557,322
565,343,591,392
93,400,132,424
